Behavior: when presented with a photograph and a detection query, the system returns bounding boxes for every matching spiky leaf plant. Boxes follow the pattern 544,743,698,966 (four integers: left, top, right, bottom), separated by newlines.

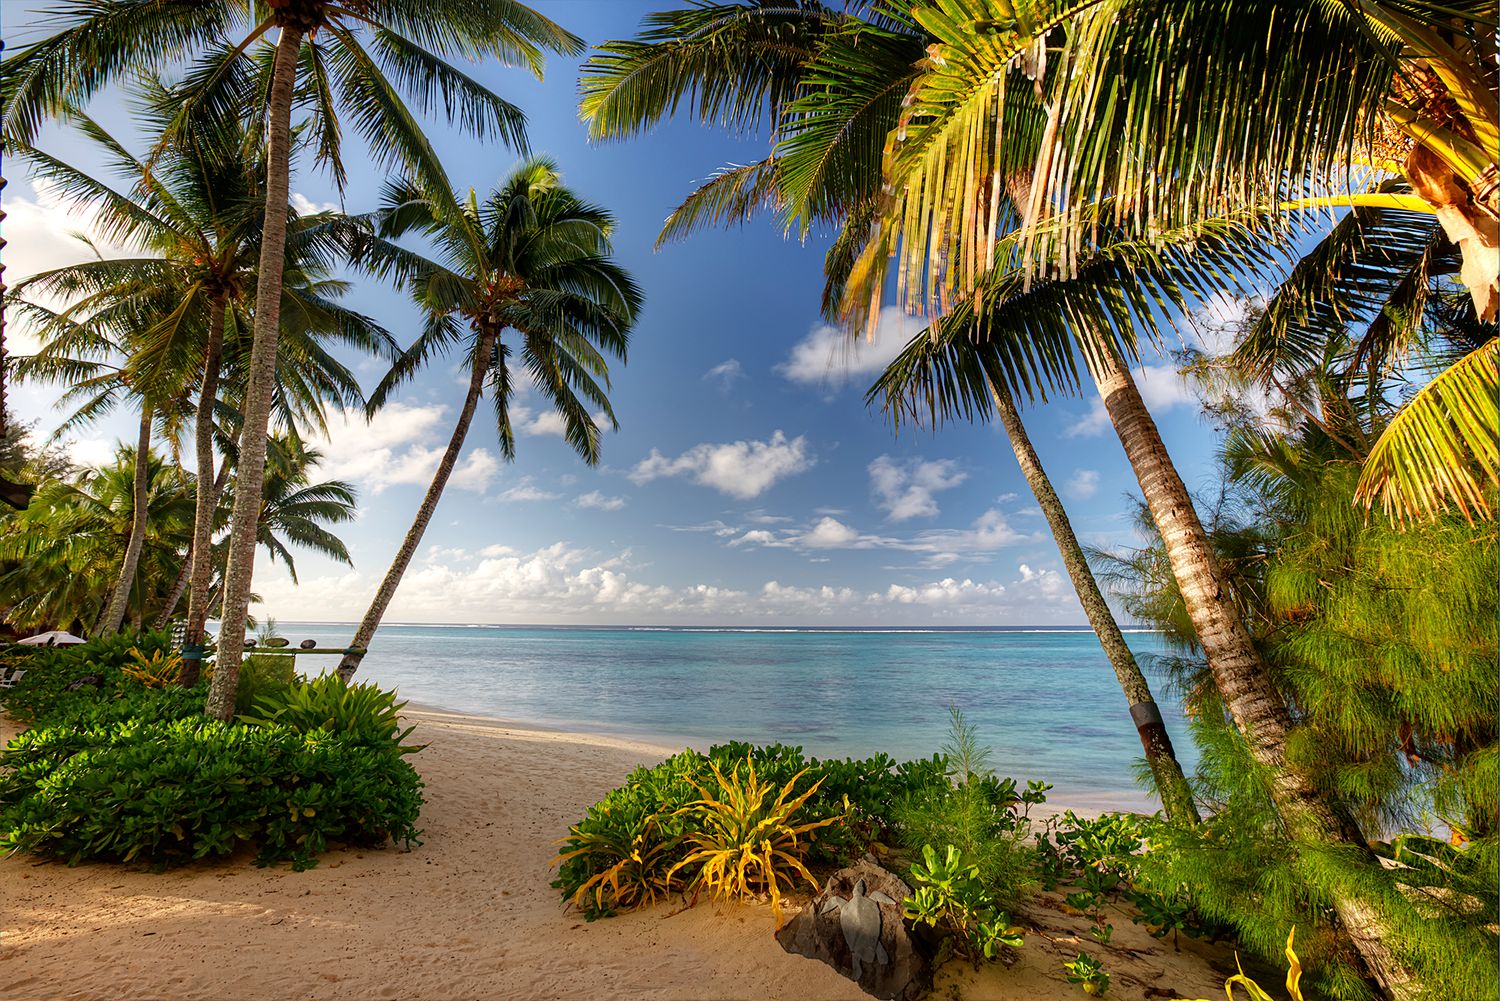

668,756,841,927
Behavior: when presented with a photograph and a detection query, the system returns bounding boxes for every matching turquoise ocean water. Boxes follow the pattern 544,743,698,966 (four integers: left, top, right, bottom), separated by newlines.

274,623,1196,811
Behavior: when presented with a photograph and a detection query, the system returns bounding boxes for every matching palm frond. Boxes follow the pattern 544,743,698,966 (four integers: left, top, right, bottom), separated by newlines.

1356,338,1498,524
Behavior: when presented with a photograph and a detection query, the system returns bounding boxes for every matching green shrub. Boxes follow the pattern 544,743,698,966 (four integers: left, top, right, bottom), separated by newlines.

891,710,1046,905
905,844,1026,962
240,673,419,751
233,652,298,716
0,629,175,724
553,734,987,920
0,715,423,870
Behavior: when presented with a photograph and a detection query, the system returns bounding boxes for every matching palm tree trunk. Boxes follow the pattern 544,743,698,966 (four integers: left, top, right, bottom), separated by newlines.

337,328,497,682
153,553,192,631
1089,348,1412,999
181,299,227,686
96,405,154,636
205,24,304,721
987,379,1200,825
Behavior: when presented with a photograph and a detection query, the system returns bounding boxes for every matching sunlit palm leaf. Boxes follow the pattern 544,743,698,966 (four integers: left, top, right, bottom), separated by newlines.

1356,338,1498,524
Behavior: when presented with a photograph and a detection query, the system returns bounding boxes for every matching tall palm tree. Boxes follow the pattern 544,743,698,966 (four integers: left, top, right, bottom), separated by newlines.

580,1,1199,824
2,0,585,715
334,158,641,682
0,444,195,633
11,94,397,675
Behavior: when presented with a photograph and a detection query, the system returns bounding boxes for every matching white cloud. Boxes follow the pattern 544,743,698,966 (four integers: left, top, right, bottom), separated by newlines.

727,508,1029,565
450,450,501,492
1066,468,1101,500
499,477,560,502
868,455,967,521
317,403,499,494
253,544,1085,625
778,306,925,387
6,178,139,354
291,192,339,215
629,430,814,499
703,359,745,392
513,407,611,438
801,517,862,548
576,490,626,511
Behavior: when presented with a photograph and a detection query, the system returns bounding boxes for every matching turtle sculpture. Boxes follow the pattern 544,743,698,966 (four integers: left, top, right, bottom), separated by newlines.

818,878,899,979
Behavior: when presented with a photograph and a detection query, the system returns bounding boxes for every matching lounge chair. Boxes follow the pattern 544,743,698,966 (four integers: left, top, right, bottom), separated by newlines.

0,669,25,689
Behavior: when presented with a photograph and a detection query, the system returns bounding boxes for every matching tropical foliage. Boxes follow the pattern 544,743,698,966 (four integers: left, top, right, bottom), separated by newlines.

0,439,356,635
0,631,423,871
1096,357,1497,998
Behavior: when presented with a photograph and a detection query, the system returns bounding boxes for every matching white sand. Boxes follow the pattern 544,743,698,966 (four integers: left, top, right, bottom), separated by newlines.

0,706,1242,1000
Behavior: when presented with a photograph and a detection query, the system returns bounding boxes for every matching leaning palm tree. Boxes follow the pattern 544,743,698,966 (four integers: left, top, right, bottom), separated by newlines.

581,1,1199,824
2,0,584,712
334,158,641,682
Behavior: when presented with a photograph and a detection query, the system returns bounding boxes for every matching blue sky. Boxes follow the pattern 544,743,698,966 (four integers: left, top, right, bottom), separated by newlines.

5,0,1245,627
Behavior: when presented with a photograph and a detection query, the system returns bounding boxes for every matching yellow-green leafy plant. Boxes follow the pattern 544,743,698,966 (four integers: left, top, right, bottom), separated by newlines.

121,646,182,688
668,756,842,927
552,809,683,918
1177,928,1305,1001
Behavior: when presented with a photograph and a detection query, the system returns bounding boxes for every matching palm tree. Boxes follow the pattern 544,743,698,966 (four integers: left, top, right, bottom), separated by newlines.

0,445,194,633
250,434,358,584
9,286,191,637
580,1,1199,824
11,93,397,675
840,0,1495,526
2,0,585,715
334,158,641,681
807,7,1494,993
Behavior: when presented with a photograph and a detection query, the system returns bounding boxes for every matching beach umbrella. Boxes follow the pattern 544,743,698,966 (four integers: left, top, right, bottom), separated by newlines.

18,630,86,646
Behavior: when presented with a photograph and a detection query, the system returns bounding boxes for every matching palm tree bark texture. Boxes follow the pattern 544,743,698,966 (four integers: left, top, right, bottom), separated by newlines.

1090,346,1414,999
987,377,1200,825
205,21,303,721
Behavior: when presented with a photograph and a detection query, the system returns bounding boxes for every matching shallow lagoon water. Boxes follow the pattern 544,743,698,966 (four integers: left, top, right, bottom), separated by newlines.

275,623,1197,811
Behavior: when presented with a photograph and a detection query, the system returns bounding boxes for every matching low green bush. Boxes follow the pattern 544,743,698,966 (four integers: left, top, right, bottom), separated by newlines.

552,721,1041,922
233,652,298,716
0,715,423,870
891,710,1048,907
0,629,176,724
240,673,419,751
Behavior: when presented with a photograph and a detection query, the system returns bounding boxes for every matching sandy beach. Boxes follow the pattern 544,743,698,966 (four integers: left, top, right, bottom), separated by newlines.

1,706,1247,1000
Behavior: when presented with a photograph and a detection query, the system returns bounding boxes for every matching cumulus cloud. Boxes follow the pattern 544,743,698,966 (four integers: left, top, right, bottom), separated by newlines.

778,306,925,388
868,455,968,521
801,517,863,548
629,430,814,499
317,403,499,494
499,477,561,502
576,490,627,511
1066,468,1101,500
252,544,1084,625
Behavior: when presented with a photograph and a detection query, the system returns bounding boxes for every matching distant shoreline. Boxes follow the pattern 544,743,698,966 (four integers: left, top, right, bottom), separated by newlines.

254,621,1164,634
